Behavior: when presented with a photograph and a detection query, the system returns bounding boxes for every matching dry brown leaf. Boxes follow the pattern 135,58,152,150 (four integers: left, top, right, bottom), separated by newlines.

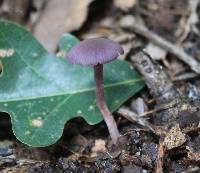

163,124,186,150
186,146,200,161
34,0,94,53
114,0,136,11
91,139,106,157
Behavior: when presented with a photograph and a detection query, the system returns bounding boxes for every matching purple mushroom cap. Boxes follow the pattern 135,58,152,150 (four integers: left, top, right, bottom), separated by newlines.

66,38,124,66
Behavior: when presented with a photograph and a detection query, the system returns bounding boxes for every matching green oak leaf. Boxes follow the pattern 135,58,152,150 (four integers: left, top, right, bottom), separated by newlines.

58,33,79,52
0,21,145,147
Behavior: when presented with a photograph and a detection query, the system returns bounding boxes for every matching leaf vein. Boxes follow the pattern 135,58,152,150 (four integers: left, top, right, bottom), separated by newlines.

0,29,65,92
0,78,143,103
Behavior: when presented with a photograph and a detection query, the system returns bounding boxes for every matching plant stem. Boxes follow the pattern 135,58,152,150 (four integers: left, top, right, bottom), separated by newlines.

94,64,120,144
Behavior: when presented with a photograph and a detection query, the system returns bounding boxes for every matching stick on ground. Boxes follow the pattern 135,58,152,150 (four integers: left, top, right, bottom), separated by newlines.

120,16,200,74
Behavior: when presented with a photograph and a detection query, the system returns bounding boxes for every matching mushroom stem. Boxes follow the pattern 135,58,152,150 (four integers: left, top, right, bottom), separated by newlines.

94,64,120,144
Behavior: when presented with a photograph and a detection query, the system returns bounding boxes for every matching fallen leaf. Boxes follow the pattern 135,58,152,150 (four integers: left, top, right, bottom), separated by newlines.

91,139,106,157
34,0,94,53
0,21,144,147
163,124,186,150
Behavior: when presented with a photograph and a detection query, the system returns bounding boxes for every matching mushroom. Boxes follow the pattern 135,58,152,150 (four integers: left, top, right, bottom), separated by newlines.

66,38,124,144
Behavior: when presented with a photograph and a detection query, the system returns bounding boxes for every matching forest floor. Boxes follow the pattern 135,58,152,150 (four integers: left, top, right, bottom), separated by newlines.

0,0,200,172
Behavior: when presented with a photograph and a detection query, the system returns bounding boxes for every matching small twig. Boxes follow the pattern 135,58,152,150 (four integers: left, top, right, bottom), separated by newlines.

16,159,40,165
118,106,154,132
172,72,198,81
139,101,180,117
120,16,200,74
118,106,140,122
130,51,200,125
139,103,177,117
131,51,180,104
139,109,159,117
155,143,165,173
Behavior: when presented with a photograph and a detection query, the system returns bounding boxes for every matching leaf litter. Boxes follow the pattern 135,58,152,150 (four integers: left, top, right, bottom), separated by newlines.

1,0,200,172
